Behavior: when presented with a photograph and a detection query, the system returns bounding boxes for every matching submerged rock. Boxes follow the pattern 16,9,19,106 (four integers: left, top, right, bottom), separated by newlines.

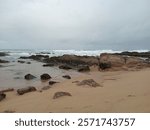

40,73,51,80
77,79,101,87
24,74,36,80
53,91,72,99
17,86,36,95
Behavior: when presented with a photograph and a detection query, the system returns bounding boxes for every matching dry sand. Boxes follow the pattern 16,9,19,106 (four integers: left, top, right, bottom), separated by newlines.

0,68,150,113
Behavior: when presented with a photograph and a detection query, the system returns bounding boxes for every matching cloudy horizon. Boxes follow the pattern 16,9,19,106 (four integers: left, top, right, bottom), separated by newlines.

0,0,150,50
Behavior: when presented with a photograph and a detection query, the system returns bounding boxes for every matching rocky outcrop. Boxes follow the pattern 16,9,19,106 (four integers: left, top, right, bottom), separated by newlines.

0,93,6,101
17,86,36,95
0,59,9,63
40,73,51,80
0,52,9,57
77,79,101,87
24,74,36,80
62,75,71,79
99,53,150,70
53,91,72,99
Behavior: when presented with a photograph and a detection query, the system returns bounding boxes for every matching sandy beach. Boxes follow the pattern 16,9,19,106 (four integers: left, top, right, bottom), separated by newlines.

0,67,150,113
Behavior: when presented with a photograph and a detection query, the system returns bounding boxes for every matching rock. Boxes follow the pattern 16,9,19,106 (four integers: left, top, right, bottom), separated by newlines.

17,86,36,95
99,62,111,70
78,65,90,72
0,52,9,57
27,62,31,64
43,63,54,67
59,65,72,70
0,88,14,93
0,93,6,101
62,75,71,79
3,110,15,113
77,79,101,87
53,91,72,99
0,59,9,63
24,74,36,80
40,73,51,80
49,81,59,85
41,86,52,90
18,60,25,63
20,55,49,61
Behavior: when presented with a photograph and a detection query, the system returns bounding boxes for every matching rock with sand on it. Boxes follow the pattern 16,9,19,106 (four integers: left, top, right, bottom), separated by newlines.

78,65,90,72
62,75,71,79
40,73,51,80
77,79,101,87
0,93,6,101
17,86,36,95
24,74,36,80
49,81,59,85
59,64,72,70
53,91,72,99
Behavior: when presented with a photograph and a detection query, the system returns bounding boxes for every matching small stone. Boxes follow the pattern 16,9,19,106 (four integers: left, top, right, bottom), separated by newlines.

53,91,72,99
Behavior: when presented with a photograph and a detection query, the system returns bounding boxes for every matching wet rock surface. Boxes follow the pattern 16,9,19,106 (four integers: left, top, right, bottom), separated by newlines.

17,86,36,95
24,74,36,80
40,73,51,80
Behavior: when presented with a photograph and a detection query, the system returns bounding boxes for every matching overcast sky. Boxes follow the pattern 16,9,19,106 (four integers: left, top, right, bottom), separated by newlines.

0,0,150,50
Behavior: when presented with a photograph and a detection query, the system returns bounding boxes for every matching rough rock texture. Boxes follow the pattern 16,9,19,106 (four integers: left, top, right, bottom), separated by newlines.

40,73,51,80
53,91,72,99
24,74,36,80
0,93,6,101
77,79,101,87
62,75,71,79
99,53,150,70
17,86,36,95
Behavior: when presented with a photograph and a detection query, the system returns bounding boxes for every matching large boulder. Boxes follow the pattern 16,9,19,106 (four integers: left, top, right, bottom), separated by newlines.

0,93,6,101
40,73,51,80
17,86,36,95
53,91,72,99
24,74,36,80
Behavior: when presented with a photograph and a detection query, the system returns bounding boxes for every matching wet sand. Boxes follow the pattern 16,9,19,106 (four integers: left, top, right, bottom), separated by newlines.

0,67,150,113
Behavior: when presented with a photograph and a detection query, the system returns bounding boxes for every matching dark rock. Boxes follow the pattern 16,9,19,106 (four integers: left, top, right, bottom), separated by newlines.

62,75,71,79
0,52,9,57
40,73,51,80
0,88,14,93
77,79,101,87
59,64,72,70
20,55,49,61
17,86,36,95
78,65,90,72
0,93,6,101
53,91,72,99
24,74,36,80
27,62,31,64
0,59,9,63
18,60,25,63
43,63,54,67
49,81,59,85
99,62,111,70
3,110,15,113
